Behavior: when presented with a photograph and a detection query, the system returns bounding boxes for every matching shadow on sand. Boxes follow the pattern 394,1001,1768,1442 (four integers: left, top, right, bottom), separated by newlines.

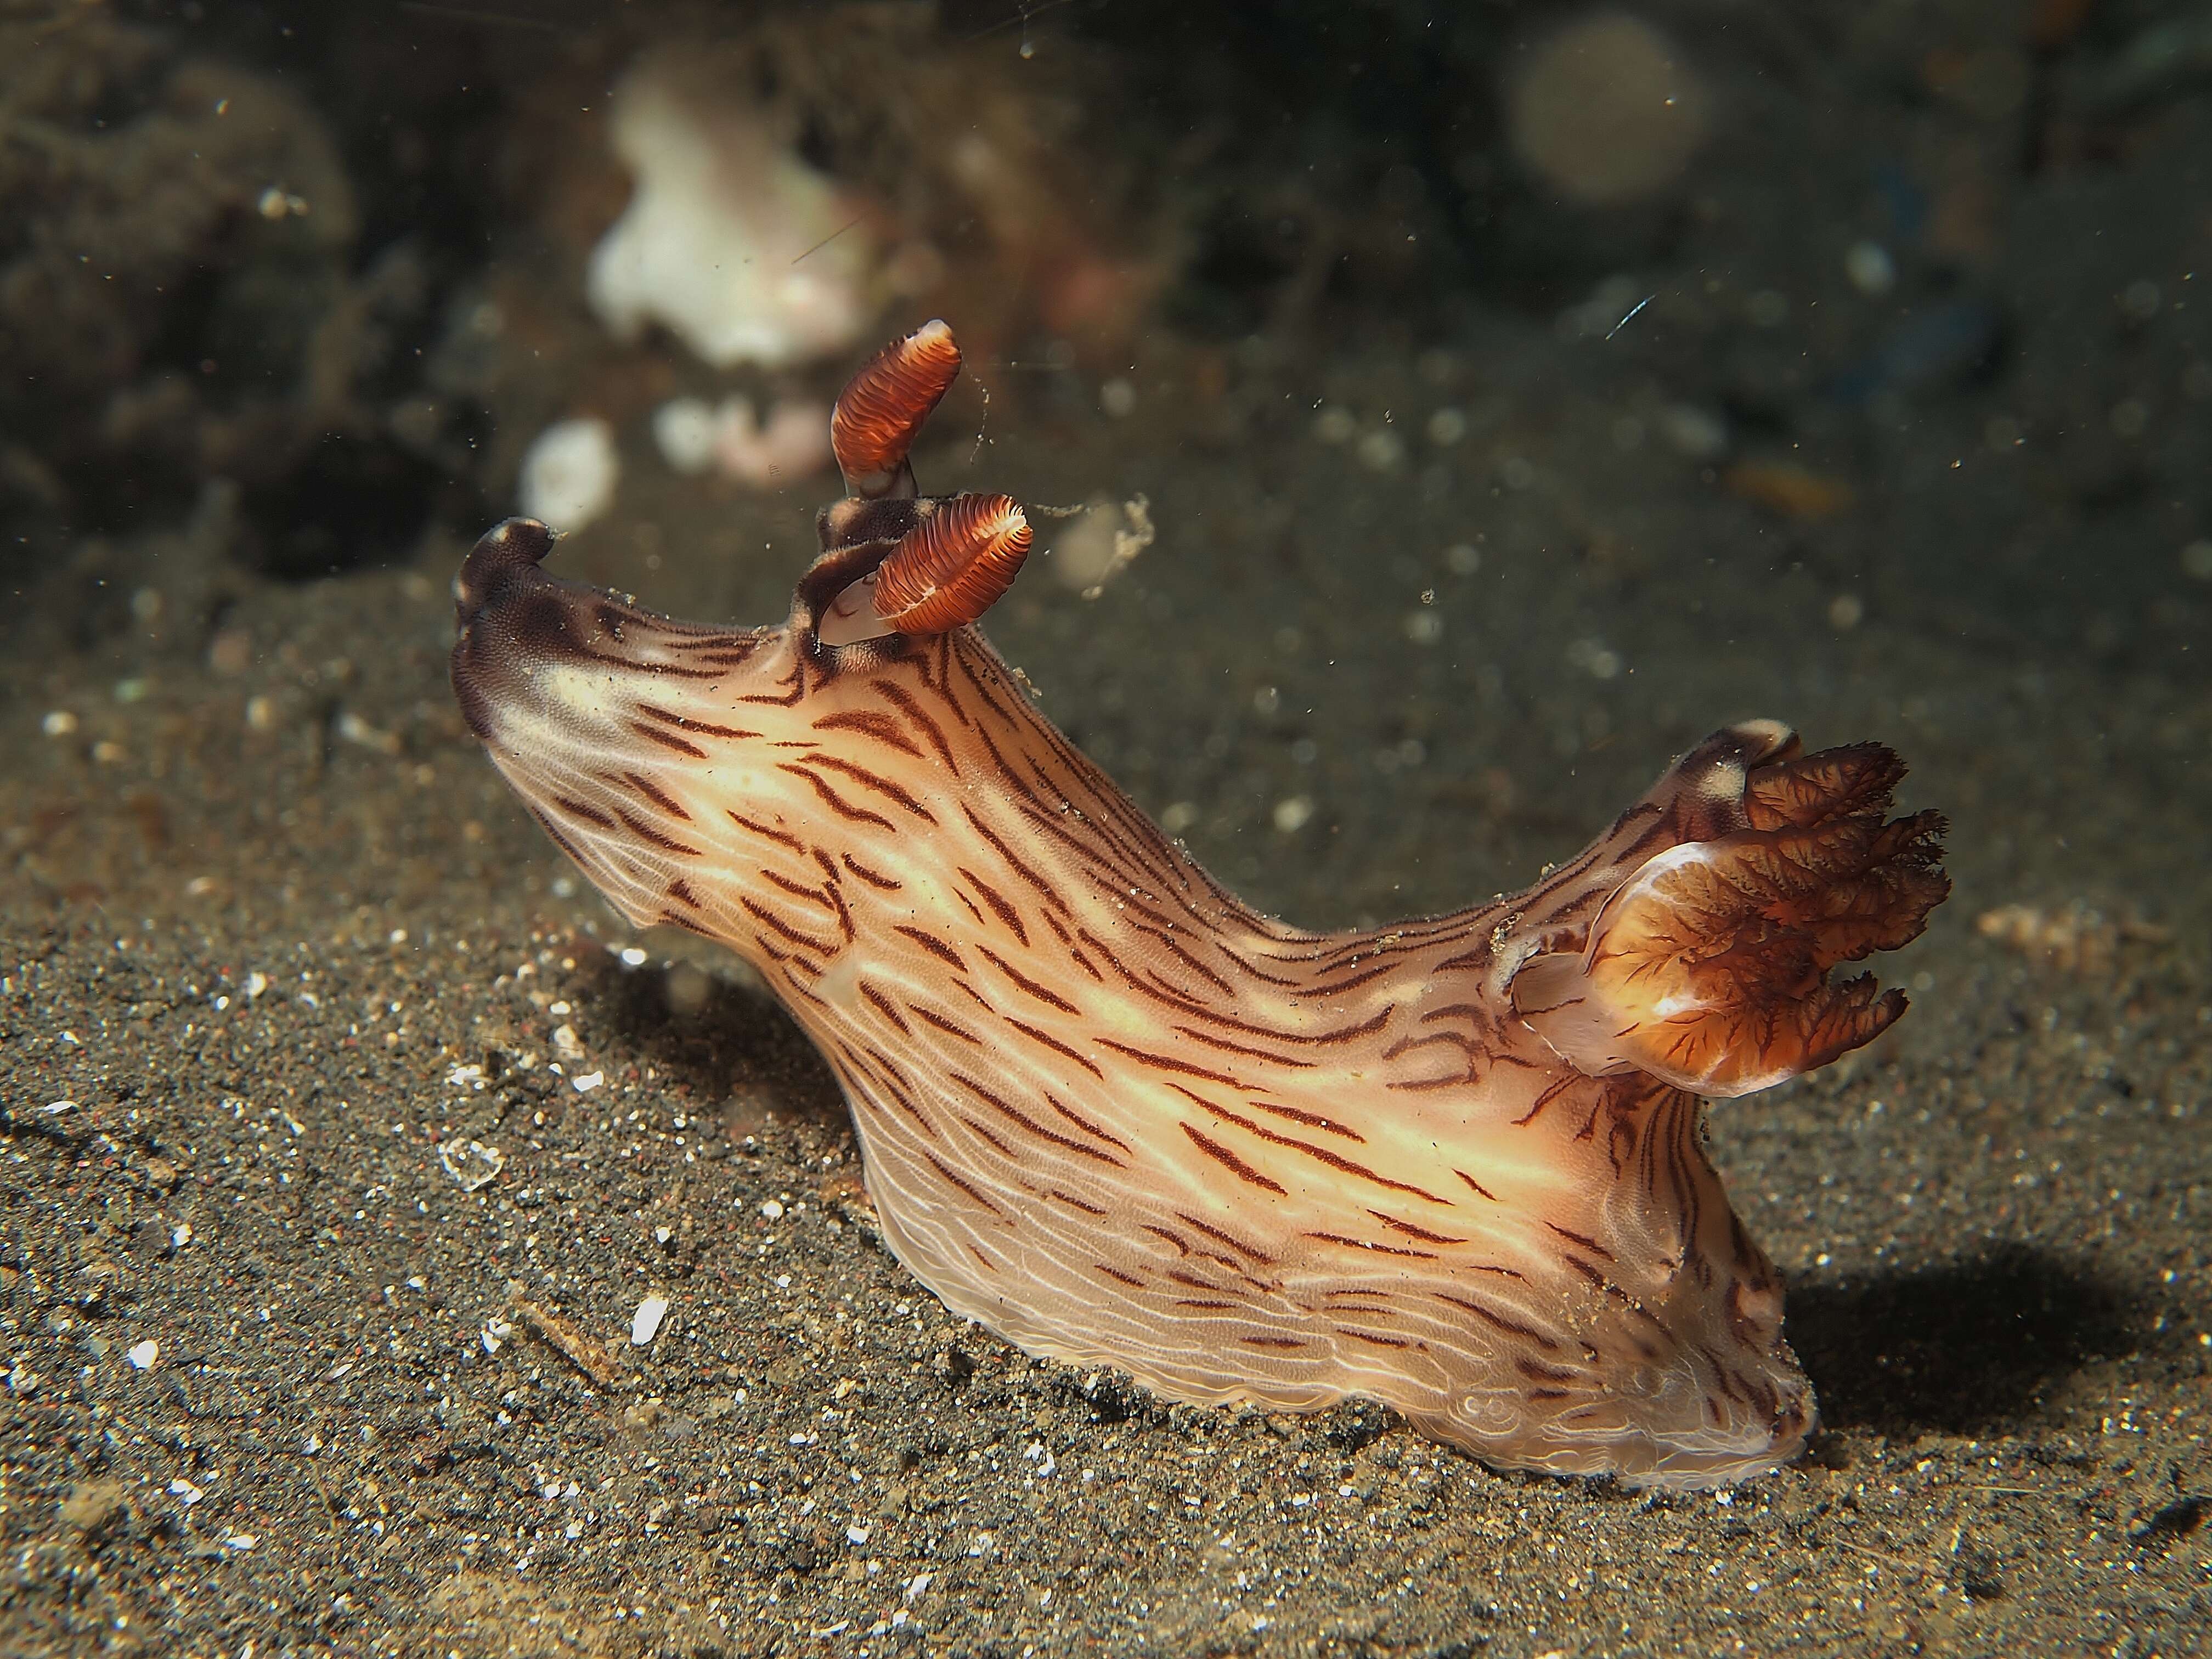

1789,1244,2152,1437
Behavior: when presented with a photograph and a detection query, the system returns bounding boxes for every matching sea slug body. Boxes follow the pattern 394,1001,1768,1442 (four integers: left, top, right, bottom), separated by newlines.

452,321,1948,1489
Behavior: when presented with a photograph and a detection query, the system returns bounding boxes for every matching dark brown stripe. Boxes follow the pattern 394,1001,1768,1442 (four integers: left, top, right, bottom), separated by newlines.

959,867,1029,945
1283,1008,1380,1044
809,848,856,943
1166,1268,1229,1293
1454,1169,1499,1201
949,634,1025,732
628,721,707,759
835,1044,935,1141
1513,1076,1580,1127
1046,1188,1109,1216
728,810,804,853
1301,957,1404,997
623,771,692,820
956,1111,1016,1159
1237,1334,1307,1350
1434,1292,1560,1351
911,1004,984,1046
952,1074,1125,1167
737,896,835,954
1073,926,1203,1013
1246,1099,1364,1143
1003,1017,1104,1080
974,943,1077,1014
812,707,922,757
1545,1222,1616,1262
1098,1039,1242,1090
665,877,701,908
840,853,902,891
893,924,964,972
961,804,1065,910
1014,794,1148,893
760,868,837,912
526,807,585,865
781,764,895,831
1174,1211,1277,1266
1340,1328,1412,1350
1041,1090,1131,1154
1383,1030,1480,1062
634,703,760,740
1516,1357,1580,1384
1140,1223,1190,1256
1137,927,1236,998
614,805,701,857
1197,1100,1444,1204
1096,1263,1146,1289
857,980,912,1037
738,663,806,706
1385,1073,1476,1093
811,753,937,823
874,678,960,770
1171,1023,1313,1069
1369,1212,1466,1245
923,1149,1005,1217
550,795,616,828
1306,1230,1433,1260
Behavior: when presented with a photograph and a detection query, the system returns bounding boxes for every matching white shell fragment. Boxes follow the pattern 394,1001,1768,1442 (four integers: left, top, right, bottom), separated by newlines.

586,63,873,369
630,1293,670,1346
437,1137,505,1192
652,397,720,474
518,418,619,532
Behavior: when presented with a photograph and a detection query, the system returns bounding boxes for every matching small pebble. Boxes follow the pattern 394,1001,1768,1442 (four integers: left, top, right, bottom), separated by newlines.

1844,241,1896,296
1357,430,1406,472
652,398,719,474
518,417,619,531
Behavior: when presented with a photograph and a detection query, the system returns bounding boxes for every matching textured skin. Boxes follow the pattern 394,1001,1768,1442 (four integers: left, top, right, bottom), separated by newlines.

449,332,1946,1488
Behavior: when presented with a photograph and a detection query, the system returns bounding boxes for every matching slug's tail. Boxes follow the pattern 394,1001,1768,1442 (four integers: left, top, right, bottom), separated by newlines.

1511,723,1949,1097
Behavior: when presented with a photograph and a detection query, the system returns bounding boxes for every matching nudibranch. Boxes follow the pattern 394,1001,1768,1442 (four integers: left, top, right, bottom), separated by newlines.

452,320,1948,1488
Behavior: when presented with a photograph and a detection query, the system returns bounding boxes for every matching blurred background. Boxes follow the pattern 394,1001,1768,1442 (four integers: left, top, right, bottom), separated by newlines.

2,0,2205,935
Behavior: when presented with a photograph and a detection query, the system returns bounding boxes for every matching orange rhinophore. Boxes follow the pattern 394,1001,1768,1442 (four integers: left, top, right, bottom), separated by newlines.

1510,725,1949,1097
873,493,1033,635
452,320,1951,1491
830,317,964,498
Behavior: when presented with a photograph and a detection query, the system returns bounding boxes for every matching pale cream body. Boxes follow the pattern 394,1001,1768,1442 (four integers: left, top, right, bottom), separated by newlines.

453,520,1821,1488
